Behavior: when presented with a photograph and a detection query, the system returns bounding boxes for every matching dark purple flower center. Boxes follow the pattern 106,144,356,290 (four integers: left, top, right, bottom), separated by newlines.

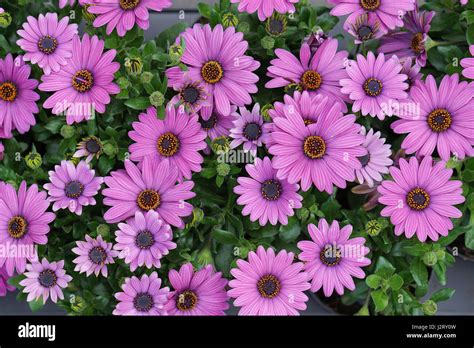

72,69,94,93
320,245,342,267
357,25,375,41
39,269,57,288
89,246,107,265
360,0,380,11
303,135,326,159
7,216,28,239
427,108,452,133
0,81,17,102
261,179,282,201
406,187,430,210
266,14,286,37
257,274,281,298
85,137,102,154
358,154,371,167
411,33,425,54
157,132,180,157
301,70,322,90
119,0,140,10
137,190,161,211
38,35,58,55
65,180,84,199
363,78,383,97
201,60,223,84
243,122,262,141
182,86,201,104
199,115,217,130
176,290,198,311
135,230,155,249
133,292,154,312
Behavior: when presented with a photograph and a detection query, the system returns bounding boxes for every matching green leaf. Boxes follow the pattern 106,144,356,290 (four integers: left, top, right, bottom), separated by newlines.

29,298,45,313
365,274,383,289
410,260,428,286
465,226,474,250
430,288,455,303
375,256,395,278
278,217,301,243
213,229,239,245
467,24,474,46
388,274,404,291
371,289,389,312
197,3,212,18
433,262,447,286
156,22,188,49
124,97,151,110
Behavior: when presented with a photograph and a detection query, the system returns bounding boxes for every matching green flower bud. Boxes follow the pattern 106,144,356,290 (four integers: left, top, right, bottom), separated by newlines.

261,104,274,122
422,300,437,316
423,251,438,267
96,224,110,238
169,44,184,64
60,125,76,139
284,83,303,95
0,10,12,28
197,245,214,266
212,136,231,154
124,57,143,76
261,36,275,50
222,12,238,28
299,207,310,221
366,220,382,236
141,71,153,84
70,295,86,313
103,142,118,157
216,162,231,177
237,21,250,34
25,152,42,170
117,76,131,89
149,91,165,107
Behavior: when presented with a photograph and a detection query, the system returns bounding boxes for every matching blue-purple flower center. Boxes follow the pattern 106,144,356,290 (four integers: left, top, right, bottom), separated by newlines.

7,216,28,239
135,230,155,249
301,70,322,90
427,108,452,133
199,115,217,130
119,0,140,10
358,154,371,167
364,78,383,97
39,269,57,288
320,245,342,267
360,0,380,11
0,81,17,102
406,187,430,210
72,69,94,93
257,274,281,298
176,290,198,311
85,137,102,154
303,135,326,159
182,85,201,104
133,292,154,312
243,122,262,141
357,25,374,41
157,132,180,157
266,14,286,37
38,35,58,55
137,190,161,211
65,180,84,199
89,246,107,265
201,60,223,84
261,179,282,201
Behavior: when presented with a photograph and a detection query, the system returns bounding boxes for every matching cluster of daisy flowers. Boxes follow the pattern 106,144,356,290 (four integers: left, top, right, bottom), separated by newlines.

0,0,472,316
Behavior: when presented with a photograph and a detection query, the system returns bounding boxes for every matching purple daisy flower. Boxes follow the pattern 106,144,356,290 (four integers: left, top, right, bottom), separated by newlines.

230,0,299,21
234,157,303,226
328,0,416,33
16,13,78,75
0,182,55,276
44,160,103,215
165,24,260,116
114,210,176,271
378,156,465,242
345,12,383,44
400,57,422,92
39,34,120,125
199,105,237,141
113,272,169,316
19,258,72,304
169,74,210,115
340,52,409,120
230,104,271,157
268,95,366,193
164,263,229,316
89,0,172,37
0,266,15,297
297,219,371,297
266,39,349,110
129,105,207,180
73,136,103,163
0,54,39,138
392,74,474,161
356,126,393,188
378,7,435,67
461,45,474,80
72,235,118,277
228,246,310,316
103,157,195,228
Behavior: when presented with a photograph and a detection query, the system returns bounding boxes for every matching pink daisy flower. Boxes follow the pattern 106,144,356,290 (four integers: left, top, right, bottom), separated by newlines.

129,105,207,180
114,210,176,271
378,156,465,242
234,157,303,226
266,39,349,110
461,45,474,80
103,157,195,228
16,13,78,75
19,258,72,304
164,263,229,316
0,182,55,276
328,0,416,33
392,74,474,161
268,95,366,193
230,0,299,21
0,266,15,297
169,75,211,115
340,52,409,120
199,105,237,140
297,219,371,297
44,160,103,215
228,246,310,316
0,54,39,138
113,272,169,316
39,34,120,125
229,104,272,157
72,235,117,277
166,24,260,116
356,126,393,188
89,0,172,37
345,12,383,44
